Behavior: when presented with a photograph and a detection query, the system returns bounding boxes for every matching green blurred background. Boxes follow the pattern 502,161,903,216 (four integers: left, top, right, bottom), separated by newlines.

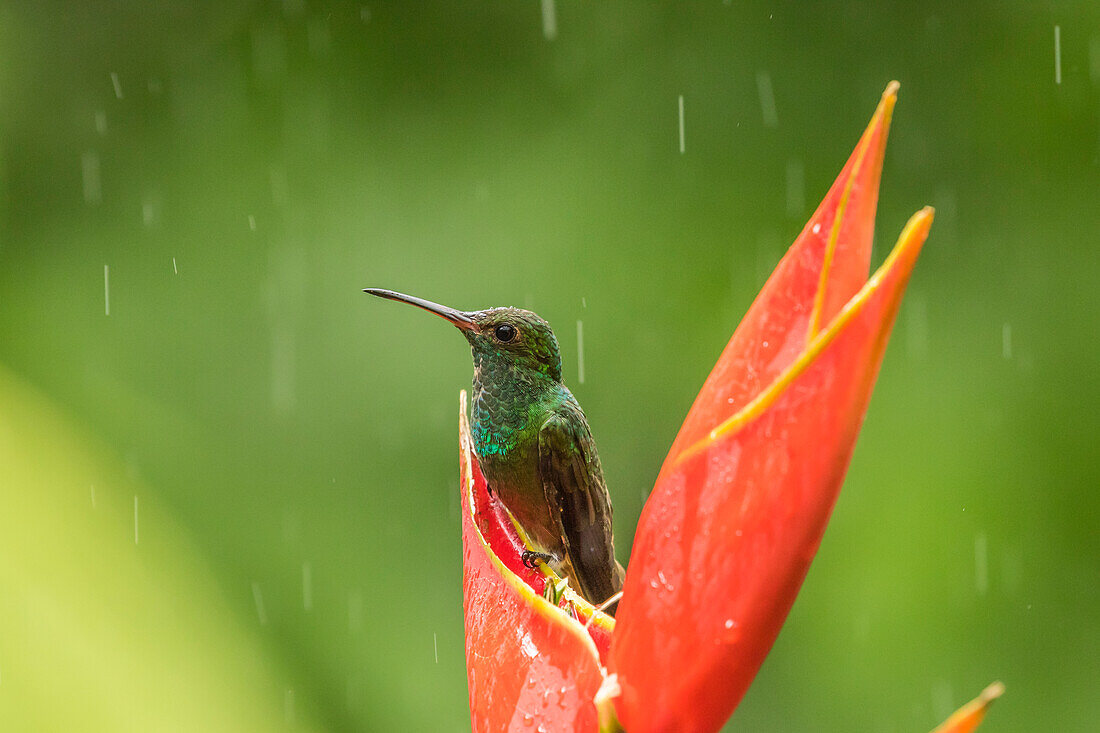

1,2,1097,731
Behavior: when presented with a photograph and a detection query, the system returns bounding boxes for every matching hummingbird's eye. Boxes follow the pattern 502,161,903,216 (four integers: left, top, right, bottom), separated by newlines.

493,323,517,343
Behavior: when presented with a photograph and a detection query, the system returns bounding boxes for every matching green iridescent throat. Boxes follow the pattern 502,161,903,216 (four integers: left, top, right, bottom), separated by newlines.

469,338,563,459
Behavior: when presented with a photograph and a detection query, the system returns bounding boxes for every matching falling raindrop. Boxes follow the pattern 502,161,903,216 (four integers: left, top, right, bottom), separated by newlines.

284,688,296,724
575,320,585,384
103,265,110,316
1054,25,1062,85
94,110,107,135
678,94,686,153
110,71,122,99
142,196,159,228
756,70,778,128
932,679,955,722
252,581,268,626
82,151,102,205
540,0,557,41
433,631,439,663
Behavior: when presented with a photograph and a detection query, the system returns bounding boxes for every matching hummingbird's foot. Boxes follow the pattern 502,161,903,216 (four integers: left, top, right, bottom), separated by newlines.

521,550,554,570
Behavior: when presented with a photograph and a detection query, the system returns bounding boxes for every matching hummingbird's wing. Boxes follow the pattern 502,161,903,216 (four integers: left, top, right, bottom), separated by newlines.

538,406,623,608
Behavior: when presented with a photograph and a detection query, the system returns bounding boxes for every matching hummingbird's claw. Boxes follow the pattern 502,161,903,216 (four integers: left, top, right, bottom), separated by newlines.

522,550,554,570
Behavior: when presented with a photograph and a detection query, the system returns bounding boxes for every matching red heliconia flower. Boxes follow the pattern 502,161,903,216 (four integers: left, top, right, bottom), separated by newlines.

457,83,1001,733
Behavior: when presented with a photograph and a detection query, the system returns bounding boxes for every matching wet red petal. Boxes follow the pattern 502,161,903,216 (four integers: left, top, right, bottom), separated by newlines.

459,394,609,732
611,83,930,733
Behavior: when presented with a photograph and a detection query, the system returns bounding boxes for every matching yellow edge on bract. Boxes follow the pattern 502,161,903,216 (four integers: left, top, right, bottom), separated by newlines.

674,205,934,468
459,391,609,663
500,502,617,634
807,81,898,341
929,682,1004,733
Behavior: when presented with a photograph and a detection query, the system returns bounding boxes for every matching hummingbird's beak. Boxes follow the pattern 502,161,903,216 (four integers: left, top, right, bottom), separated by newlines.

363,288,477,331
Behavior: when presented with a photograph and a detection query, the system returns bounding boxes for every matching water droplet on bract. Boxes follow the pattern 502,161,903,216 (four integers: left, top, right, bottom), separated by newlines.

523,712,534,726
718,618,742,644
526,677,537,689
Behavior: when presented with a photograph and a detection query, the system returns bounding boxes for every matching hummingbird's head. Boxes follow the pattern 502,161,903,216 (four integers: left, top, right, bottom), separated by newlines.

363,289,563,382
463,307,562,382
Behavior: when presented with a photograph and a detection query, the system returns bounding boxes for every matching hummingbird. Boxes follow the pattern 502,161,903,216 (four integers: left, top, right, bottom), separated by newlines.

364,288,625,611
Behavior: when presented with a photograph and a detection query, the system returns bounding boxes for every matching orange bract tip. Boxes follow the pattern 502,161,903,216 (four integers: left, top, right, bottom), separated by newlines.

929,682,1004,733
980,681,1006,702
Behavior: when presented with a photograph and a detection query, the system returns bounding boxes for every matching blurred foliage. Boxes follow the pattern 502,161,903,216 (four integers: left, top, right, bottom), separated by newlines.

0,366,322,730
0,1,1097,731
